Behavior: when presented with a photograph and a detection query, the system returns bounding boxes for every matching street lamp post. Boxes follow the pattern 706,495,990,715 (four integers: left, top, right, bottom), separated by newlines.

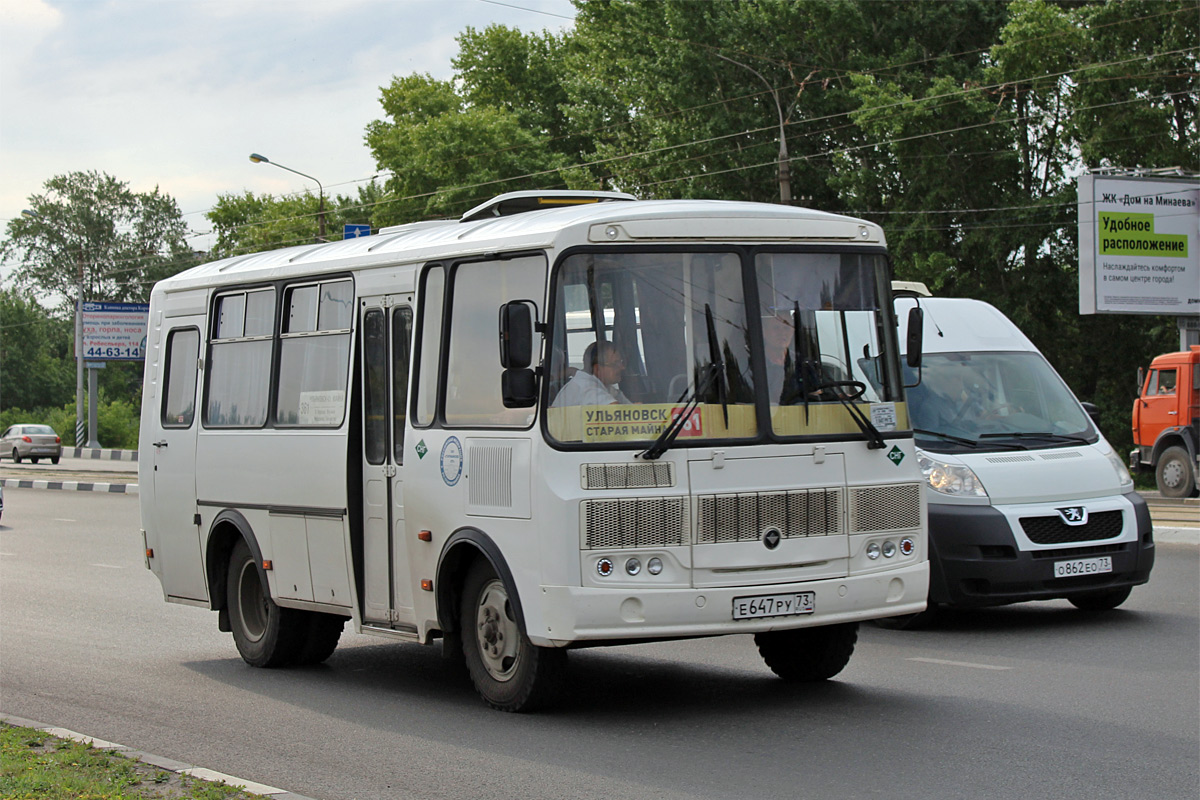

715,53,792,205
249,153,326,241
21,209,87,448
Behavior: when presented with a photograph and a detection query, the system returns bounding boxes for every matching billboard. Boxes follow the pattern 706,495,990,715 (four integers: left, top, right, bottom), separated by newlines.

81,302,150,361
1078,174,1199,315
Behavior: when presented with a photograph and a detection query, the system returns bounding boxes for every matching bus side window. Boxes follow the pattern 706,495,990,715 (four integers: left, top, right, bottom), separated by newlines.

162,328,200,428
392,306,413,463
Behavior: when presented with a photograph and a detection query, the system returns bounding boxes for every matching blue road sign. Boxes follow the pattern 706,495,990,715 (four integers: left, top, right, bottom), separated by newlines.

344,224,371,239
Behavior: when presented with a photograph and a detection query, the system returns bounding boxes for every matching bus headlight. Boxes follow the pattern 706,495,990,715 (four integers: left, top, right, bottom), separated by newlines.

917,450,988,498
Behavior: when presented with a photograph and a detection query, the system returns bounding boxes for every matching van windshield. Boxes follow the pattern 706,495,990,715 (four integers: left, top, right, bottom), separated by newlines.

544,249,902,447
905,351,1097,452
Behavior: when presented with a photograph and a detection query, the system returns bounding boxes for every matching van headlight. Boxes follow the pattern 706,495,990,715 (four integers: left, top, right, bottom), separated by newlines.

916,450,988,498
1105,449,1134,489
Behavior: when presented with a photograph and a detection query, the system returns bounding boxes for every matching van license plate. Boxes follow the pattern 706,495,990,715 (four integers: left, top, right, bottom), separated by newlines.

733,592,815,620
1052,556,1113,579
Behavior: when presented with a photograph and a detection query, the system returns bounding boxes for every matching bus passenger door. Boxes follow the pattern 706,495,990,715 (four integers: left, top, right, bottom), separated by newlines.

360,300,415,628
152,318,207,601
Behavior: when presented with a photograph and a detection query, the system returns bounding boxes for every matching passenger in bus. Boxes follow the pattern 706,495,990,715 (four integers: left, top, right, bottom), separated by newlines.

550,340,632,406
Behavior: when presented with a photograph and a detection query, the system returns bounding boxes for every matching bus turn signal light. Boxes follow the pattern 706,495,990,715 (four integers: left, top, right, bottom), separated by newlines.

421,579,433,592
418,530,432,542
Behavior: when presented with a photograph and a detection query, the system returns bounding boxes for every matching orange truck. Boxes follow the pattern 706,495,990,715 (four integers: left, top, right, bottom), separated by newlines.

1131,345,1200,498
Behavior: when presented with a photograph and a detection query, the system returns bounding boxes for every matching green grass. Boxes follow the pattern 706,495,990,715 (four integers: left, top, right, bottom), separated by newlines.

0,725,257,800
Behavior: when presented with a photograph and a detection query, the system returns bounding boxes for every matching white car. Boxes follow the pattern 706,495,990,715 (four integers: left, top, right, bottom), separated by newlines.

0,424,62,464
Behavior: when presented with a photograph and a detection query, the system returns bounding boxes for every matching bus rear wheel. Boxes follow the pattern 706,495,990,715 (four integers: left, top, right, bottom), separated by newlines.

755,622,858,682
460,561,564,712
226,539,305,667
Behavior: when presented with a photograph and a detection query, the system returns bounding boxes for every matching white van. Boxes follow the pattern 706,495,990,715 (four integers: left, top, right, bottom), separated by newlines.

887,287,1154,625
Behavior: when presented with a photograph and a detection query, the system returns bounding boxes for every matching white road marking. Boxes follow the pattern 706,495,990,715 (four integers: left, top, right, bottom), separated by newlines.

908,657,1012,671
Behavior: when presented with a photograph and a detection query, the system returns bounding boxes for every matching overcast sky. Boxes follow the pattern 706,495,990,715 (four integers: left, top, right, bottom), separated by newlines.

0,0,577,274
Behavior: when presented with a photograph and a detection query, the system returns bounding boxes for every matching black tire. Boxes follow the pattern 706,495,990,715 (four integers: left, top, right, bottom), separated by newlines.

30,457,39,464
296,612,346,665
51,456,60,465
1156,445,1198,498
1068,586,1132,611
460,561,565,712
873,604,939,630
226,539,306,667
11,449,20,464
754,622,859,682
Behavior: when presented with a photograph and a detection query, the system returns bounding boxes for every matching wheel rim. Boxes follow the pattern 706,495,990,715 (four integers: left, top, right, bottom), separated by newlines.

1161,459,1183,489
235,559,268,643
474,578,521,682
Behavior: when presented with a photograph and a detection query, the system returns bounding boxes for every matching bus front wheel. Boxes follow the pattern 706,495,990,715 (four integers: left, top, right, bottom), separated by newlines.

754,622,858,682
460,561,564,712
226,539,305,667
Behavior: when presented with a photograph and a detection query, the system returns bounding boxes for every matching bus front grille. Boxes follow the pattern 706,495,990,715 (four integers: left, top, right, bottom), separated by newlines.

849,483,922,533
695,488,844,544
582,496,689,549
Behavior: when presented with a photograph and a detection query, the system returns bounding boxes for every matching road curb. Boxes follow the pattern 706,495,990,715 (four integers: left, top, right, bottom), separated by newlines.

1,478,138,494
69,447,138,461
0,713,317,800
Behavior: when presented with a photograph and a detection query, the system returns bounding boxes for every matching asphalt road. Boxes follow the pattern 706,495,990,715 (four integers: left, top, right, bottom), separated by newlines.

1,489,1197,800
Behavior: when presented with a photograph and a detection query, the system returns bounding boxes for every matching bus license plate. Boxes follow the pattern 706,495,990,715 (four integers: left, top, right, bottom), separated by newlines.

733,592,815,620
1052,556,1113,579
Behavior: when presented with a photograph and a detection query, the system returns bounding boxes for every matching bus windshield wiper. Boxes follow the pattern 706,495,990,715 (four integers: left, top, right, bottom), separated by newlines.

640,305,724,461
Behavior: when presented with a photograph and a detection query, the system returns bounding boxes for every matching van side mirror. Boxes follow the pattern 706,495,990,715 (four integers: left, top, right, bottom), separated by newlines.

905,307,923,369
1080,401,1101,427
499,300,535,368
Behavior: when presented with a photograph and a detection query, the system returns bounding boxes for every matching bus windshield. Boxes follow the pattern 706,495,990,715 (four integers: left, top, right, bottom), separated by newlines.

545,249,901,446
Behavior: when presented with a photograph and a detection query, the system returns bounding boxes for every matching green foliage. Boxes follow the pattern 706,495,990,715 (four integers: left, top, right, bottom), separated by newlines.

0,723,251,799
0,287,74,410
0,171,199,312
0,399,140,449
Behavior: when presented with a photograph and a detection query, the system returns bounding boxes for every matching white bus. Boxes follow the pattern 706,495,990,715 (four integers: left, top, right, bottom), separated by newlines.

139,190,929,711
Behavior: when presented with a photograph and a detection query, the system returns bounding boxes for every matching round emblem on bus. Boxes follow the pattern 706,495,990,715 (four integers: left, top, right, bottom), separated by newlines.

440,436,463,487
762,527,782,550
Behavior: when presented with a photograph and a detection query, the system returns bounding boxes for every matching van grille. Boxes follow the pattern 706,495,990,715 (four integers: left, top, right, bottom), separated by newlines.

848,484,922,532
695,488,843,544
582,497,688,549
1020,510,1124,544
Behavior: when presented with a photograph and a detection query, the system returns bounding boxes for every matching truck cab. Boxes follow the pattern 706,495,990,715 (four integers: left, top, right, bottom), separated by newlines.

1132,345,1200,498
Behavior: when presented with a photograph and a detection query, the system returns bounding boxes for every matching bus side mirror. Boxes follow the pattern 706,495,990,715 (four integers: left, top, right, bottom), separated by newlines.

905,307,923,369
502,369,538,408
500,300,538,408
499,300,535,369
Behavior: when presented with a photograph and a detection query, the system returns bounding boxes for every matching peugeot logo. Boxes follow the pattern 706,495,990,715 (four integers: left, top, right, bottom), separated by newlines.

762,527,782,550
1056,506,1089,526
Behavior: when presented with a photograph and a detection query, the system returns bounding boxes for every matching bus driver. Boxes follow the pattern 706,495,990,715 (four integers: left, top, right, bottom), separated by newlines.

551,340,631,407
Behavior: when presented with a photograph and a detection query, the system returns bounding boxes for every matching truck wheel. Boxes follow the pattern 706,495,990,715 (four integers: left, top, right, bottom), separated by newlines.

1156,445,1198,498
1068,586,1132,611
460,561,565,712
226,539,305,667
754,622,858,682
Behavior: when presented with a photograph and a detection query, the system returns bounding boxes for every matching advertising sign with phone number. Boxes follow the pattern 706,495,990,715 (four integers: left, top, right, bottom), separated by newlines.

81,302,150,361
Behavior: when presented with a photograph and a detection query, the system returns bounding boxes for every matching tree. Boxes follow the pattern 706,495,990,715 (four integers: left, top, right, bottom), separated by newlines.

207,182,384,259
0,287,73,411
1,171,198,311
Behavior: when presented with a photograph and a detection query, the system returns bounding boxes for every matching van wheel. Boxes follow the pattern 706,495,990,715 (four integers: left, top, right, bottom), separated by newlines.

296,612,346,665
1068,586,1132,611
873,604,939,630
754,622,858,682
460,561,564,712
226,539,305,667
1156,446,1198,498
